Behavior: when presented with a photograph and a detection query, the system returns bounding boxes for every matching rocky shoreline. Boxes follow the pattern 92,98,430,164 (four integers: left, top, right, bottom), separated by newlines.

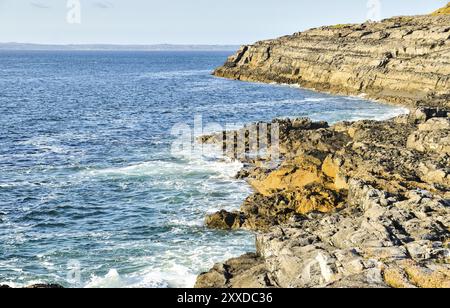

195,6,450,288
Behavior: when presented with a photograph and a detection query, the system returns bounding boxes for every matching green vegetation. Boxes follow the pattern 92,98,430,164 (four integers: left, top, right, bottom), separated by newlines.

329,24,352,29
396,16,414,22
431,2,450,15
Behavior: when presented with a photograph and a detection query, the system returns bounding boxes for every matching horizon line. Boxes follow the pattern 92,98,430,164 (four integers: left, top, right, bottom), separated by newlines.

0,42,242,51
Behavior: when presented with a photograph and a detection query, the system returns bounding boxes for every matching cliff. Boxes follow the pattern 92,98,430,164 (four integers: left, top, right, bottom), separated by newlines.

214,13,450,108
196,6,450,288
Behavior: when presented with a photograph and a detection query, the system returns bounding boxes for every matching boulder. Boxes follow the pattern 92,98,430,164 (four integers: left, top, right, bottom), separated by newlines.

409,108,449,124
25,284,64,289
418,118,450,131
205,210,245,230
407,130,450,154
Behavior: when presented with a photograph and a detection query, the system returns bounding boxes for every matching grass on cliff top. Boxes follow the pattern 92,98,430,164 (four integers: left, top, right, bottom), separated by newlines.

329,24,352,29
431,2,450,15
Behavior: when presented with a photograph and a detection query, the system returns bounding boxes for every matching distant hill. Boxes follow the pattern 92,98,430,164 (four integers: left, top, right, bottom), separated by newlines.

431,2,450,15
0,43,240,52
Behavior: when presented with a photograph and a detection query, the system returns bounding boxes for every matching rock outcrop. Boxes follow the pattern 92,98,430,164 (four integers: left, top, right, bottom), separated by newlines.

203,109,450,228
198,109,449,288
0,284,64,289
214,12,450,108
198,180,449,288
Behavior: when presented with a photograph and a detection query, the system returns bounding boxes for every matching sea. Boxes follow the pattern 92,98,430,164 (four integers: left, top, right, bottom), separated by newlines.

0,51,408,287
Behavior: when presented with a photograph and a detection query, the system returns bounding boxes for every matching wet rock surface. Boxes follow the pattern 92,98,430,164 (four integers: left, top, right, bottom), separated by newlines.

25,284,64,289
198,108,450,288
0,284,64,289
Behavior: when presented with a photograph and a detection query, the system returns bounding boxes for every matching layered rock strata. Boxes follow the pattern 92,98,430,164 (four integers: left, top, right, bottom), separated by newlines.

214,14,450,108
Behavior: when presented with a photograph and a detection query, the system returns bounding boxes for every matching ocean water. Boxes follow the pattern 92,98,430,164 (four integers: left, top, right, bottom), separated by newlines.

0,51,407,288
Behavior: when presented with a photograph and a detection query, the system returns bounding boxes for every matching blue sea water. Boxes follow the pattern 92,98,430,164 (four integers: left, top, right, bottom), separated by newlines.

0,51,407,288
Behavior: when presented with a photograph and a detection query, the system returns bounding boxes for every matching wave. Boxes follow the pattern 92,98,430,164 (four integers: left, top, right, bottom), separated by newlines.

204,95,407,112
337,107,409,122
18,136,69,155
81,147,243,180
202,97,330,110
139,70,212,80
168,218,204,227
84,265,197,288
372,106,410,120
81,159,242,179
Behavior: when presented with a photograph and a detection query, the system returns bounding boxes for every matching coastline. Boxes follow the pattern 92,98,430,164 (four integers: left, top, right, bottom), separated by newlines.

0,51,405,289
195,10,450,288
1,5,448,289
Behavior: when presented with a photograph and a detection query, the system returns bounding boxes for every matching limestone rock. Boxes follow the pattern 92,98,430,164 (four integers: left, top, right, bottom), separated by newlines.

199,108,450,288
409,107,449,124
407,130,450,154
205,108,450,234
0,284,64,289
197,180,450,288
25,284,64,289
418,118,450,131
195,253,271,288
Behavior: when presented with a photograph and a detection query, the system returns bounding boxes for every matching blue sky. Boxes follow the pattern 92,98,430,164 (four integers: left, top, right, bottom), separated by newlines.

0,0,447,45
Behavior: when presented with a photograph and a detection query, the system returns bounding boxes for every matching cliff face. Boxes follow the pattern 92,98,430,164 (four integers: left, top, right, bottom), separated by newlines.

214,15,450,108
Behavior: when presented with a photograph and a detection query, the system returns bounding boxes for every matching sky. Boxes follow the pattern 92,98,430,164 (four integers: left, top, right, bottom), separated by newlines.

0,0,447,45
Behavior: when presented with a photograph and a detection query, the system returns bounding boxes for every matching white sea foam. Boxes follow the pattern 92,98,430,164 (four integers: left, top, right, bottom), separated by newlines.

169,218,204,227
204,97,334,110
131,265,197,288
139,70,212,80
302,97,328,103
0,183,16,188
374,106,410,120
81,159,242,180
84,265,197,288
19,136,68,154
85,269,124,288
82,145,243,181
